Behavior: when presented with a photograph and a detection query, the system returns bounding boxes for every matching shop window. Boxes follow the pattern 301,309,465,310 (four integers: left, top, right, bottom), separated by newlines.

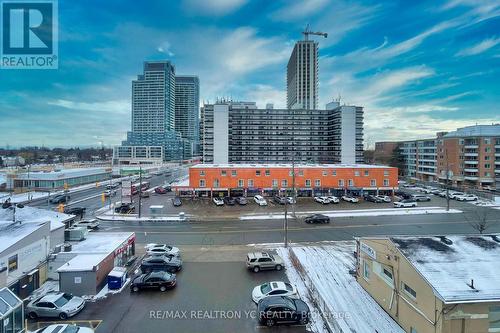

363,260,370,280
489,306,500,331
8,255,18,272
305,179,311,187
199,179,206,188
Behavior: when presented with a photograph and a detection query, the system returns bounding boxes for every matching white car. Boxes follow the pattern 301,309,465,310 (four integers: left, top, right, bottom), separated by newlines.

251,281,299,303
286,197,296,204
375,195,391,203
394,200,417,208
103,189,116,197
327,196,340,203
314,196,330,204
454,193,478,201
449,191,465,199
254,195,268,206
342,195,359,203
34,324,94,333
213,197,224,206
145,244,180,257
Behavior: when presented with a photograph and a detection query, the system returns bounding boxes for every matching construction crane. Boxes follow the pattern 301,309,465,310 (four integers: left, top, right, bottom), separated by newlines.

302,24,328,41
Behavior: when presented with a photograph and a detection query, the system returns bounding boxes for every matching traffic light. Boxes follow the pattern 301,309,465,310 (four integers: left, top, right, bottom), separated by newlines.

101,193,106,204
58,204,64,213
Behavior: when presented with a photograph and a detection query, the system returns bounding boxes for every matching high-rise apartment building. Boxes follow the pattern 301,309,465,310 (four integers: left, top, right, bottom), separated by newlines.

201,100,363,164
175,76,200,156
287,40,318,110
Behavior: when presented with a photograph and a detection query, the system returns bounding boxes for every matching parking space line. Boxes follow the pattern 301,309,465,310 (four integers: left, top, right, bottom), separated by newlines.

29,319,103,330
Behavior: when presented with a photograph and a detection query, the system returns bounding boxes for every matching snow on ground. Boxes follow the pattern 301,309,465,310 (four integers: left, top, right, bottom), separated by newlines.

240,207,462,220
87,278,131,301
277,243,404,333
0,205,70,230
28,280,60,300
0,191,48,203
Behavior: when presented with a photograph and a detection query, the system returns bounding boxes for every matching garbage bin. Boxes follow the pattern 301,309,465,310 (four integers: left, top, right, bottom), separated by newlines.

107,267,127,290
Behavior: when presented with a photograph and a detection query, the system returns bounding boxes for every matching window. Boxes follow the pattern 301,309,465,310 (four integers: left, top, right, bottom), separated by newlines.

383,268,393,280
221,170,227,176
213,179,220,187
322,170,327,176
248,179,254,187
485,155,491,161
231,170,237,177
484,138,491,144
305,179,311,187
199,170,205,176
384,170,389,176
370,179,376,187
411,328,418,333
485,163,491,169
485,147,491,153
354,171,360,177
348,179,353,187
485,172,491,177
383,179,389,186
332,170,337,176
265,169,270,176
272,179,278,187
281,179,288,187
489,306,500,331
256,170,261,176
314,179,321,187
8,254,18,272
459,139,464,145
403,282,417,299
238,179,244,188
364,170,369,176
199,179,206,187
298,170,304,176
363,260,370,280
338,179,344,187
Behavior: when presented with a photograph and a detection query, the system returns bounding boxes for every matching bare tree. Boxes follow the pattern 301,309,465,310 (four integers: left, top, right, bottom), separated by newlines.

466,207,499,234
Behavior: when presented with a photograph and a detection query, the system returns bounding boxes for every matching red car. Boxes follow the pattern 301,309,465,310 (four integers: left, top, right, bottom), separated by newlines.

155,187,167,194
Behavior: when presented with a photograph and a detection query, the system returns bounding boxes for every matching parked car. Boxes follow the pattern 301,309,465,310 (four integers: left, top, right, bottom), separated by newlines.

375,195,391,203
394,191,411,199
394,200,418,208
76,218,100,230
34,324,94,333
26,292,85,320
172,196,182,207
257,296,310,327
438,190,448,198
304,214,330,224
140,191,150,198
314,196,330,204
235,196,248,205
411,194,431,202
364,195,383,203
254,195,268,206
342,195,359,203
273,196,287,205
449,191,465,199
213,197,224,206
105,183,120,190
252,281,298,303
286,197,296,204
114,203,135,214
454,193,479,201
430,189,442,195
246,252,284,273
49,194,70,204
63,207,86,216
145,243,180,257
141,255,183,273
155,187,168,194
103,189,116,197
326,196,339,203
224,197,236,205
130,271,177,292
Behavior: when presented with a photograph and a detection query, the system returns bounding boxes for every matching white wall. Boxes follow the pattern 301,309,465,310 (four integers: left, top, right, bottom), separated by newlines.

340,106,357,164
213,104,229,164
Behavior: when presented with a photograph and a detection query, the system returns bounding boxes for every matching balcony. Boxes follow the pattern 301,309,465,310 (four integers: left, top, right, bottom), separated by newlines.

464,160,478,165
464,153,479,157
464,176,479,181
464,145,479,149
464,168,478,172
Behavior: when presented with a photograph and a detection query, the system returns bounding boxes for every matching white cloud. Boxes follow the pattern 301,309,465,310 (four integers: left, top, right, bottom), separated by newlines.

157,41,175,56
272,0,329,21
182,0,247,16
47,99,130,115
455,37,500,56
243,84,286,108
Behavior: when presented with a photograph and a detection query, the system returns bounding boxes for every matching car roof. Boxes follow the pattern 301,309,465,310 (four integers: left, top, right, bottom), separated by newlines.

38,293,63,303
268,281,288,290
248,251,271,259
258,295,294,307
38,325,72,333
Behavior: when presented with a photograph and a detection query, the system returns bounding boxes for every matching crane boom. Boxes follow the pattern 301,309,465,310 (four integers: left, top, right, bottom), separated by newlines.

302,25,328,41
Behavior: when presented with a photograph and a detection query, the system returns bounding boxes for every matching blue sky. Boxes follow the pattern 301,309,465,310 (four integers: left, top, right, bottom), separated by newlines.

0,0,499,148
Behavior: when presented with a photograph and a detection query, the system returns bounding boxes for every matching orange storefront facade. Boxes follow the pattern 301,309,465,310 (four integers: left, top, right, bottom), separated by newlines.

176,164,398,197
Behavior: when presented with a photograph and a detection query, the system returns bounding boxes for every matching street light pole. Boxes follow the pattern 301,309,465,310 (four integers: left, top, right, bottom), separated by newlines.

445,149,450,212
138,165,142,218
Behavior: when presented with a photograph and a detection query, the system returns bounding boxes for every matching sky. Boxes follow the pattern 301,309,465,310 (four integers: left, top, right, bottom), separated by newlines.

0,0,499,148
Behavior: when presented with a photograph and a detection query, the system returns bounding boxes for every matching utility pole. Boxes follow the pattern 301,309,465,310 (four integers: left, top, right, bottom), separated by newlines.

284,188,288,248
138,165,142,218
445,149,450,212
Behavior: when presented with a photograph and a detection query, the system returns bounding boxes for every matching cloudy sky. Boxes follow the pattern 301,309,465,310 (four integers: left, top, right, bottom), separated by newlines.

1,0,499,148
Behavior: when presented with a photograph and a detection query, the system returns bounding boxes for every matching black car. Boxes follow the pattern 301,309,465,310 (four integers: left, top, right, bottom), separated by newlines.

257,296,310,327
304,214,330,224
273,196,287,205
172,197,182,207
63,207,86,216
364,195,383,203
223,197,236,205
141,255,183,274
235,197,247,205
49,194,70,204
130,271,176,292
114,203,135,214
394,191,411,199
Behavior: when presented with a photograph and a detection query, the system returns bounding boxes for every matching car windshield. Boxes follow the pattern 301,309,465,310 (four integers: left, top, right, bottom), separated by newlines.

62,326,79,333
285,283,293,291
260,283,272,294
54,294,72,307
282,297,296,310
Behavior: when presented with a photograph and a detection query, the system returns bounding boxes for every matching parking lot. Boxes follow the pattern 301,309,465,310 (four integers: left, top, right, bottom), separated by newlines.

27,248,312,333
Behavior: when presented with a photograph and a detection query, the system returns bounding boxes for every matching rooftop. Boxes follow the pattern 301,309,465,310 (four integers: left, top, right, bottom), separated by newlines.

391,234,500,304
57,253,109,272
69,232,134,254
0,206,70,231
191,163,393,169
443,124,500,138
15,167,111,180
0,220,47,253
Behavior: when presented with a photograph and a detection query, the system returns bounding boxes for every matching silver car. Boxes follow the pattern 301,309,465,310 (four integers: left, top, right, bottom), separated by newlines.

26,292,85,320
34,324,94,333
246,252,284,273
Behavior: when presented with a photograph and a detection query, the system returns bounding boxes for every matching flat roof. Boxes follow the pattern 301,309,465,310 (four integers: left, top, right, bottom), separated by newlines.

0,206,69,231
0,220,47,253
15,167,111,181
444,124,500,138
57,253,109,272
69,232,134,254
191,163,393,169
391,235,500,303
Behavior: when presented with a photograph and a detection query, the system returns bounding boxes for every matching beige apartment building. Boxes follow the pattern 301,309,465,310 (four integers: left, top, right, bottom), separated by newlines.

356,235,500,333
